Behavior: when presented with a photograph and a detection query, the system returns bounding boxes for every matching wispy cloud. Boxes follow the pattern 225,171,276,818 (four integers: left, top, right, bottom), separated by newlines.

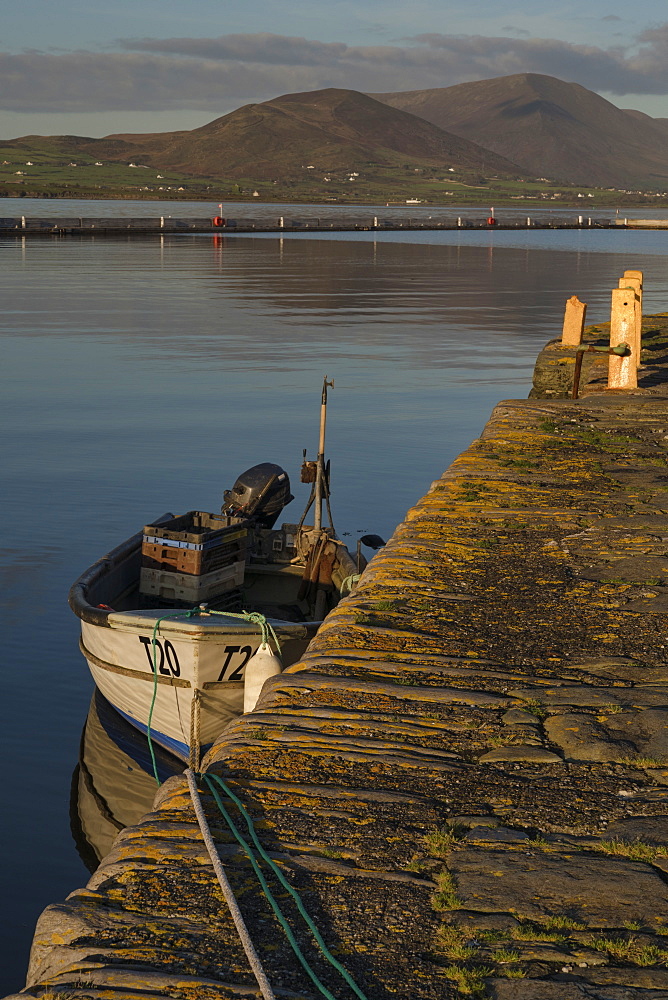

501,26,531,38
3,27,668,114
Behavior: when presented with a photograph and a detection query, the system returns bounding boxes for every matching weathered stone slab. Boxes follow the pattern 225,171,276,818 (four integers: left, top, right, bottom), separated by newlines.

646,767,668,785
602,815,668,844
479,746,563,763
576,966,668,989
607,709,668,760
448,847,668,927
488,979,667,999
465,826,529,843
502,709,542,725
545,713,637,762
544,707,668,763
257,671,517,708
447,815,501,829
581,556,668,583
510,686,668,709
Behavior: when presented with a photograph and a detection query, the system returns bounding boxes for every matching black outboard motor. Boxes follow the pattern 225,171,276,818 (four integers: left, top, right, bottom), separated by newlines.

222,462,294,529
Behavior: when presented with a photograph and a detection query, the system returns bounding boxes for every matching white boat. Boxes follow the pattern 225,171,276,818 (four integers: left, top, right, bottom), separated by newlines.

70,381,384,765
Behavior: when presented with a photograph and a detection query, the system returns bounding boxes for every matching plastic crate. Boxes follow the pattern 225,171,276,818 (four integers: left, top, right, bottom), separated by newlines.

139,587,243,612
139,559,246,603
141,511,247,576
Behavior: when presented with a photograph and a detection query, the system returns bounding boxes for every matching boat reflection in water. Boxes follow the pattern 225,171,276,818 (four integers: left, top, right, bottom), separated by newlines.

71,688,184,871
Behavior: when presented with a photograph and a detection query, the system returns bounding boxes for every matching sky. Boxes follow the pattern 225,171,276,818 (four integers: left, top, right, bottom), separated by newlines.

2,0,668,138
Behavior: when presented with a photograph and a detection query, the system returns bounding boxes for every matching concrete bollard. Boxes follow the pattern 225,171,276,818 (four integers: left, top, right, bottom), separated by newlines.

618,276,642,362
561,295,587,346
624,269,643,285
608,288,638,389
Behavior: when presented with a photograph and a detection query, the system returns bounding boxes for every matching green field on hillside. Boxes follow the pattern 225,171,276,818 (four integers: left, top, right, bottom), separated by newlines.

1,141,665,207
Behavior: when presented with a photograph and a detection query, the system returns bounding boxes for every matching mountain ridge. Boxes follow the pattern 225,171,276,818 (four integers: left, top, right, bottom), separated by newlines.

3,89,523,182
4,77,668,193
371,74,668,188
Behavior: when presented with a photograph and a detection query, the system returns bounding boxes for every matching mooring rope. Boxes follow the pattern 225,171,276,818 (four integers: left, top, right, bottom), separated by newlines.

188,688,202,772
184,768,276,1000
147,614,368,999
148,609,201,784
147,607,280,784
204,772,370,1000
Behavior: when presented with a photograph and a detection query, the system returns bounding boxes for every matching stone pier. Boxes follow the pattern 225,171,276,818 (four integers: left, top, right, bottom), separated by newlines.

8,317,668,1000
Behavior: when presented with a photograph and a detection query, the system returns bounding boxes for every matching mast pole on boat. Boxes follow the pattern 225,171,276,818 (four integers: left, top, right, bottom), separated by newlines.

314,377,333,532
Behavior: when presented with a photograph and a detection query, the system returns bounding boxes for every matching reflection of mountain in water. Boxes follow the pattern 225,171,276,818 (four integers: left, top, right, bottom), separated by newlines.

71,689,184,872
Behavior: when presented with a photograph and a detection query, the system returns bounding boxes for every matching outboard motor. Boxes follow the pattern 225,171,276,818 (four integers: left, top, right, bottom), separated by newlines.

222,462,294,529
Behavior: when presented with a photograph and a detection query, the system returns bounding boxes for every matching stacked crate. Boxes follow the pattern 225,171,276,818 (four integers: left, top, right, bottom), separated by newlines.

139,512,247,605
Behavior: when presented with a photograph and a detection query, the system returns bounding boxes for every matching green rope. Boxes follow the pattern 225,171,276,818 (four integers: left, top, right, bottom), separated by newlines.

203,772,370,1000
199,607,283,660
147,606,281,785
148,609,201,785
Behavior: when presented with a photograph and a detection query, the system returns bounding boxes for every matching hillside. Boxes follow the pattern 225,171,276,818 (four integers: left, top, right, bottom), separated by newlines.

100,88,524,179
1,89,523,188
371,75,668,189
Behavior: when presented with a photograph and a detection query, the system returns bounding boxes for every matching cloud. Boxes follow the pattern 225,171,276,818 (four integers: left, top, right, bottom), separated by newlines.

602,15,623,22
408,30,668,95
118,33,351,67
3,27,668,114
501,26,531,38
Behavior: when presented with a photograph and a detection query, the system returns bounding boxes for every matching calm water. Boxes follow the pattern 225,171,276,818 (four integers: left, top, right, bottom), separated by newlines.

6,195,668,223
2,201,668,991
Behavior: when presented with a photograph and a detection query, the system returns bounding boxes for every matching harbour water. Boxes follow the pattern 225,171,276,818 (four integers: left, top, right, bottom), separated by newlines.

2,199,668,992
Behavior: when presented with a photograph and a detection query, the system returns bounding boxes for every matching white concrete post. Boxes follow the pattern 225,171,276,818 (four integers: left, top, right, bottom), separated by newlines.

618,276,642,363
279,217,284,228
608,288,638,389
373,216,378,227
561,295,587,346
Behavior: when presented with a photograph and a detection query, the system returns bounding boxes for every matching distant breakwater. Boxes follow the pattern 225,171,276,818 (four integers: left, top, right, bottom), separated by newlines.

0,212,652,237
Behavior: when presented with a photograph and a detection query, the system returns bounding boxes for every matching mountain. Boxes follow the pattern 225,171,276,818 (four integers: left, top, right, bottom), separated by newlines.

371,74,668,189
623,109,668,136
102,88,524,179
3,89,524,183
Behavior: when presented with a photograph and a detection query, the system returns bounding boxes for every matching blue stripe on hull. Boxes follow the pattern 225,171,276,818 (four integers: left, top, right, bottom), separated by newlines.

113,706,193,761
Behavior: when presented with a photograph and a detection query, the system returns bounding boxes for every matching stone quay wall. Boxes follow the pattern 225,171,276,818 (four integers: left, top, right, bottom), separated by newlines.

9,315,668,1000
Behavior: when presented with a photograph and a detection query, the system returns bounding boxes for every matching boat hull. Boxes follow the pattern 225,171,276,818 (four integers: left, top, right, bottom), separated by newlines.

70,514,358,761
80,611,315,760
